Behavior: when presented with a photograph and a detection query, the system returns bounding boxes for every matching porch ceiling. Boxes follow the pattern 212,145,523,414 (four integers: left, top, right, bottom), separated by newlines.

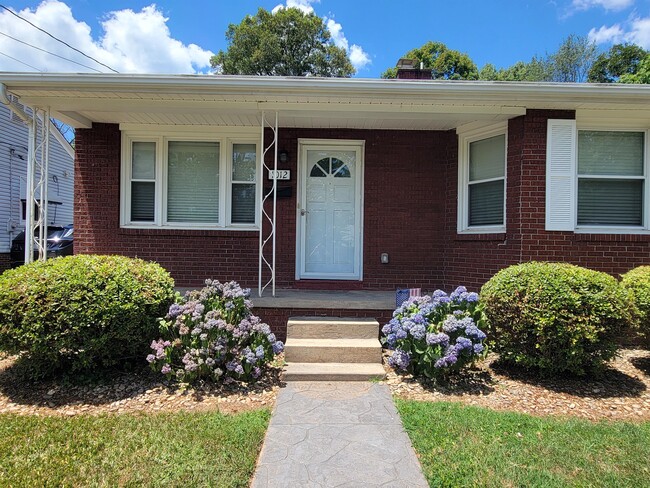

2,73,650,131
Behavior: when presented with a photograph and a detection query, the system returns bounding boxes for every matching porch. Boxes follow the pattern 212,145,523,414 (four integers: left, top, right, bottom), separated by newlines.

176,288,397,342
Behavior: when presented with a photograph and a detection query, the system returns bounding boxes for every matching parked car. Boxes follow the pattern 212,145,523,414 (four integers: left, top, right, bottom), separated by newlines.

10,225,73,268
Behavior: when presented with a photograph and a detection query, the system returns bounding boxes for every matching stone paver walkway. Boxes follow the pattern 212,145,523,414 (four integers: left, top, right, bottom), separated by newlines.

252,382,428,487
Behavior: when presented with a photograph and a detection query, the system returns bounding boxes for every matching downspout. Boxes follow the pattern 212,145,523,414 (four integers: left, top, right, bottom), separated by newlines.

0,83,30,123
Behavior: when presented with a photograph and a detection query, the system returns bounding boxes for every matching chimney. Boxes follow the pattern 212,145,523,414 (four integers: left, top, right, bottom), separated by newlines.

395,58,432,80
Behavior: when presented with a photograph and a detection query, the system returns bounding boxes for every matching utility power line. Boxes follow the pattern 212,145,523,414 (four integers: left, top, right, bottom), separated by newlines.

0,4,119,73
0,49,41,71
0,30,104,73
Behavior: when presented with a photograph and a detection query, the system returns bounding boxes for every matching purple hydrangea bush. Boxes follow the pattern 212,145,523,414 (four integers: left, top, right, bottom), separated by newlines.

382,286,487,379
147,280,284,383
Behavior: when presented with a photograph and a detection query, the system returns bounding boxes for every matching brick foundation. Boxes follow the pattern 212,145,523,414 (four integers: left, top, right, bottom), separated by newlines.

0,253,10,273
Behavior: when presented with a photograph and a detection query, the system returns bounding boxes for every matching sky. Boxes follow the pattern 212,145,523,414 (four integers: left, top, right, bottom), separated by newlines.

0,0,649,77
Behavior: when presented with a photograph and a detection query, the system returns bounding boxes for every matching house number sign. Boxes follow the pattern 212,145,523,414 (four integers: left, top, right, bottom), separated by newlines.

268,170,291,180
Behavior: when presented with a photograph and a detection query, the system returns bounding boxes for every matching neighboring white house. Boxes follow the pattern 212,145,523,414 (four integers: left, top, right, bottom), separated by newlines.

0,101,74,268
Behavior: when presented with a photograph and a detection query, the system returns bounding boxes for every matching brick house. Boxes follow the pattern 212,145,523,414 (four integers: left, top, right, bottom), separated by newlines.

2,73,649,342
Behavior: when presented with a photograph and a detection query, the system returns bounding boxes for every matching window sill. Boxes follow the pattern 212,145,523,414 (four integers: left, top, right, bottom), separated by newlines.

574,227,650,235
118,226,259,238
455,232,507,242
573,232,650,242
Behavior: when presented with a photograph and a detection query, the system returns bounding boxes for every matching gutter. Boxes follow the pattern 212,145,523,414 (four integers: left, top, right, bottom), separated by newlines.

1,73,649,102
0,82,30,123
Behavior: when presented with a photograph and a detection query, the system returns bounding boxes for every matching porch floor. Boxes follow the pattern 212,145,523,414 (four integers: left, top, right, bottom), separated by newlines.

176,288,396,310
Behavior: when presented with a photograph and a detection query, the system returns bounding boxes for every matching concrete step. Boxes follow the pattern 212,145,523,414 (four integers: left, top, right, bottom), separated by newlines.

284,362,386,381
284,338,382,364
287,317,380,340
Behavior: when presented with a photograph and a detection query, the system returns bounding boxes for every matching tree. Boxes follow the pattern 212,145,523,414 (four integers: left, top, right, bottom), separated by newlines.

588,43,648,83
381,41,478,80
479,57,552,82
548,34,597,82
619,54,650,84
479,35,595,83
210,7,354,77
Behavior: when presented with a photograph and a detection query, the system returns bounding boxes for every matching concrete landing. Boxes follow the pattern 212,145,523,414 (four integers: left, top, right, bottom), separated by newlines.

251,382,428,488
283,362,386,382
252,289,395,310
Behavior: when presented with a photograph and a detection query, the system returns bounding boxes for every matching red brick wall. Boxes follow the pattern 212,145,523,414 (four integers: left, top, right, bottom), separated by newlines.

75,113,650,294
442,109,650,291
74,124,455,289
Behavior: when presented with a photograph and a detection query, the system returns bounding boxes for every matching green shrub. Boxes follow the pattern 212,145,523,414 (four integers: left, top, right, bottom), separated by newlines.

0,255,175,377
480,262,637,376
621,266,650,339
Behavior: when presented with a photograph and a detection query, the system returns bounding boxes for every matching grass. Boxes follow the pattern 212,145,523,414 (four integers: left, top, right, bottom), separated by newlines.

0,409,270,487
396,400,650,488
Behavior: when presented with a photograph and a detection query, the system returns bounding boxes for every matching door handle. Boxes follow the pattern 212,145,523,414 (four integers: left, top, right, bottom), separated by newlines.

300,209,308,216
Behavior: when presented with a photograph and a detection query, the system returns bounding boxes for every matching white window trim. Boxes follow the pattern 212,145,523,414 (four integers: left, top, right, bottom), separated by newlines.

457,122,508,234
574,126,649,234
121,129,261,231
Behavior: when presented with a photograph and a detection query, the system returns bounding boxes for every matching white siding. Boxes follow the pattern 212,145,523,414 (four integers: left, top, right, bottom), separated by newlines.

0,103,74,253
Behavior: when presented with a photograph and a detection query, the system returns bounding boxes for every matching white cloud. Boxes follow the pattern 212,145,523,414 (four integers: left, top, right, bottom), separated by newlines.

588,24,625,44
349,45,371,71
325,17,370,71
272,0,319,14
626,17,650,47
0,0,213,74
571,0,634,11
272,1,371,72
588,16,650,48
326,18,348,51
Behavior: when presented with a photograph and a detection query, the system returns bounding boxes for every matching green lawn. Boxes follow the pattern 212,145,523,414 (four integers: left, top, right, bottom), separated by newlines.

0,409,270,487
396,400,650,488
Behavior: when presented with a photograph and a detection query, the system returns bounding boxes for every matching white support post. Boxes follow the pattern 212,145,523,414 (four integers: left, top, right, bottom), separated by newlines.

24,106,50,264
258,111,278,297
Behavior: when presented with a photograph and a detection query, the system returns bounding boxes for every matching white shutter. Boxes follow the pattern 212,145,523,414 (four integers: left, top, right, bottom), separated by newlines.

545,119,576,231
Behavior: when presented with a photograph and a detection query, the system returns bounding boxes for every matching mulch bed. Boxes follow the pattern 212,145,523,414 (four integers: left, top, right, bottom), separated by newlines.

386,348,650,422
0,354,284,417
3,348,649,422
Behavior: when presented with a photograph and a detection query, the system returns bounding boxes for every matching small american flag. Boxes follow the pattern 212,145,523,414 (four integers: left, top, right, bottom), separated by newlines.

396,288,422,307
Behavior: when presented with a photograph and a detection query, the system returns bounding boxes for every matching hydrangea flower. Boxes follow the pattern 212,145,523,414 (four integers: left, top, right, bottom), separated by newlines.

272,341,284,354
426,332,450,347
388,349,411,370
409,324,426,340
147,280,283,384
381,285,487,379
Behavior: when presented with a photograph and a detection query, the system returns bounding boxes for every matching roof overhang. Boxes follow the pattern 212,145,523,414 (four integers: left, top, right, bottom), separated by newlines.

1,73,649,131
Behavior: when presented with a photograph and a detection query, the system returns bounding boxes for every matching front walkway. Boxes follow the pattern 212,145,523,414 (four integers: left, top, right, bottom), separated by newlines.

252,382,428,487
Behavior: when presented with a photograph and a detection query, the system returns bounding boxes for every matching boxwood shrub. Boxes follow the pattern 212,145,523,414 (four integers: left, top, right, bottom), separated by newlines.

0,255,175,377
481,262,637,376
621,266,650,339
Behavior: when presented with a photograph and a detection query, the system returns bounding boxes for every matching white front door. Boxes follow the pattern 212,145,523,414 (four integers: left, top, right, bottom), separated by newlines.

298,142,363,280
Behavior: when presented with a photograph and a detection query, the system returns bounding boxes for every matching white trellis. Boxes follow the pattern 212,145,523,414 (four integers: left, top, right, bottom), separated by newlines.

25,107,51,264
258,111,278,297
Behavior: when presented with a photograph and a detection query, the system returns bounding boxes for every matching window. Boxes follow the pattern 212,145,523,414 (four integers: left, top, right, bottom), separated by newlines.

121,132,259,229
577,131,645,227
231,144,257,224
167,141,220,223
458,125,507,233
130,141,156,222
546,120,649,233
